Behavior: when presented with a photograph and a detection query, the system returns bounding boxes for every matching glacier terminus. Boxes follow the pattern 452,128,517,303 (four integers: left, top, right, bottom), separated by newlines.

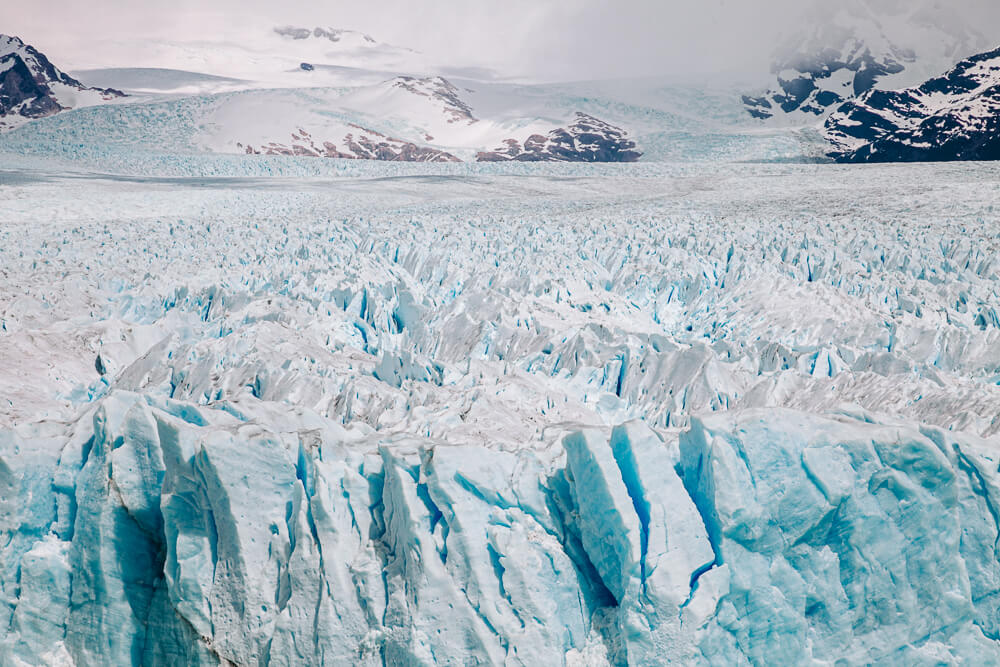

3,3,1000,665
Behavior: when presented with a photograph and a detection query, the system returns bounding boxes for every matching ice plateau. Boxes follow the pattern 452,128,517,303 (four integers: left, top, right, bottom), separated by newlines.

1,155,1000,665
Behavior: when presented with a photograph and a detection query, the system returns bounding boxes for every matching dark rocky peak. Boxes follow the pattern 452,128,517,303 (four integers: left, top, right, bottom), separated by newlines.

477,112,641,163
0,34,124,126
825,45,1000,162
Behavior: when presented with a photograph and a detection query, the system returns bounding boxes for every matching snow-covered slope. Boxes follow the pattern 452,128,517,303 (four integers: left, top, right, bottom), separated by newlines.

60,25,442,91
205,77,646,162
272,25,425,72
1,158,1000,664
70,68,248,96
826,46,1000,162
0,35,125,131
742,0,988,122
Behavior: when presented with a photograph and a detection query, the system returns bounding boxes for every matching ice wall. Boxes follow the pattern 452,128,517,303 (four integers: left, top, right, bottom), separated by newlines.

3,396,1000,665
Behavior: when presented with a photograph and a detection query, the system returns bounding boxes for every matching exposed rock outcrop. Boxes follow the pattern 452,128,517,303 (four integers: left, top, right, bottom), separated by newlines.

0,34,124,130
477,113,641,162
826,46,1000,162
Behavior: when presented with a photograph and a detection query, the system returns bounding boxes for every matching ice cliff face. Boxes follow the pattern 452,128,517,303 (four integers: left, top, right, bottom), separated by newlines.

826,46,1000,162
5,397,1000,665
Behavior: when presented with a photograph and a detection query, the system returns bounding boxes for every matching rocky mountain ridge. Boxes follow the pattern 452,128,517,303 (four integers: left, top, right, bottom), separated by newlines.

825,45,1000,162
0,35,124,131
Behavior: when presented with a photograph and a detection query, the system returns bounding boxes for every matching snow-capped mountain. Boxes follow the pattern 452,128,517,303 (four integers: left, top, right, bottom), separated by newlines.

743,0,988,121
825,46,1000,162
477,113,642,162
0,35,124,131
230,76,478,161
194,76,642,163
0,28,649,162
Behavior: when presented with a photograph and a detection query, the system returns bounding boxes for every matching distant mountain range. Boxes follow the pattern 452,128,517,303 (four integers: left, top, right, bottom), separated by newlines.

5,19,1000,165
0,33,642,163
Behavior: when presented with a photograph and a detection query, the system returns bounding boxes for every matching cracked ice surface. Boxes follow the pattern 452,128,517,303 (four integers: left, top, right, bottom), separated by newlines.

2,158,1000,665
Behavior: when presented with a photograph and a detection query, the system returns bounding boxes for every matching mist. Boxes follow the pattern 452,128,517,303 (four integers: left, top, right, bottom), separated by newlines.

4,0,999,82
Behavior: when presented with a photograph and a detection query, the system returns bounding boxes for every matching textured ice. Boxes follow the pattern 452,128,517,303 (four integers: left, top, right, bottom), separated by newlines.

2,157,1000,664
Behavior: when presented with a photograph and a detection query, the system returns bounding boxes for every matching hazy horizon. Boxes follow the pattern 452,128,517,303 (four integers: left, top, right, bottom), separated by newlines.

4,0,999,83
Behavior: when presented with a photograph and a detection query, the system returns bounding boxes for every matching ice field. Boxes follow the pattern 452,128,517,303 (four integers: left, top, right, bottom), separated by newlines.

2,155,1000,665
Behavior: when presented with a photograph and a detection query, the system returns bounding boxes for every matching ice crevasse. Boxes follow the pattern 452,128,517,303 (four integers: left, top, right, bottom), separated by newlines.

3,391,1000,665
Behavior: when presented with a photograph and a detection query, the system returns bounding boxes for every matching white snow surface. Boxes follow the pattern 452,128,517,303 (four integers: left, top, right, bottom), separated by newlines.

2,152,1000,665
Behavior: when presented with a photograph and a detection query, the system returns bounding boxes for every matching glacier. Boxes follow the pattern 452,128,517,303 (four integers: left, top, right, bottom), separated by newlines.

2,156,1000,665
5,396,1000,665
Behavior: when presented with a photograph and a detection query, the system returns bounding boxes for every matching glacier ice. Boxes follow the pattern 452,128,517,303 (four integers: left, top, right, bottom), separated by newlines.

2,158,1000,664
5,394,1000,664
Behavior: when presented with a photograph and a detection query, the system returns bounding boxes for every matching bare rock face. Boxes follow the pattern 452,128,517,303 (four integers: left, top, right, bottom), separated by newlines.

0,35,124,127
240,126,460,162
477,113,642,162
0,55,63,118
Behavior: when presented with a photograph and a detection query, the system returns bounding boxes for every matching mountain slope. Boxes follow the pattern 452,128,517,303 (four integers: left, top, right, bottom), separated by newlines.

477,113,641,162
73,75,643,163
825,46,1000,162
0,35,124,131
743,0,987,121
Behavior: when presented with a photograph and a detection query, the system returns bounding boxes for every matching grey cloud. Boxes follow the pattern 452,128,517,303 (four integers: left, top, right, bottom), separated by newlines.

4,0,999,82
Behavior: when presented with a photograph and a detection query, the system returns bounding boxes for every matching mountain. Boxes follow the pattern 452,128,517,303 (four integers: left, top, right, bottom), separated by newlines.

743,0,987,121
477,113,642,162
0,35,124,131
825,46,1000,162
191,76,643,163
0,29,647,162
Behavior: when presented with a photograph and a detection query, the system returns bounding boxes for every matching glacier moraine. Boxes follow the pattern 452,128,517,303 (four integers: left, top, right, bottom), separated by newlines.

1,158,1000,665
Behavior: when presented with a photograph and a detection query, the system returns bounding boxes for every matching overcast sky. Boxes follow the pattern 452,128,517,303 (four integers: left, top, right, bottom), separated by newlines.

4,1,999,82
